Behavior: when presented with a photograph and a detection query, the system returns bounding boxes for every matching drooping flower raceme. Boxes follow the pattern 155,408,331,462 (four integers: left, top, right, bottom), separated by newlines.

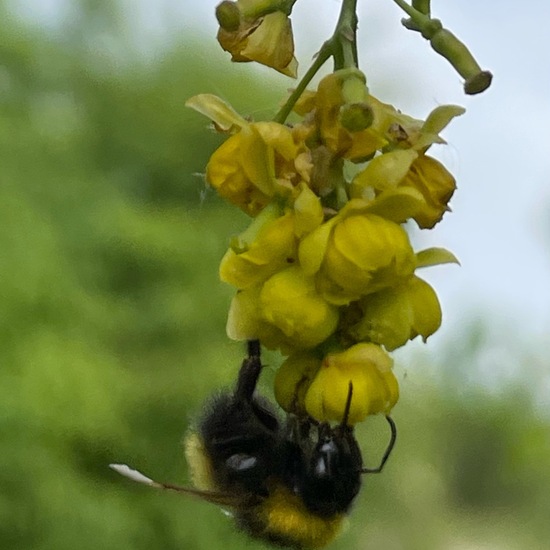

187,64,460,424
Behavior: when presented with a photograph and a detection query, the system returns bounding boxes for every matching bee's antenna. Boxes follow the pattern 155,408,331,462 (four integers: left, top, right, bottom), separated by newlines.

361,416,397,474
235,339,263,402
340,381,354,428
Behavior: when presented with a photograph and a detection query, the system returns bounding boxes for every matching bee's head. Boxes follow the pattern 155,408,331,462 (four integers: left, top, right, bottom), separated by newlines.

300,382,363,517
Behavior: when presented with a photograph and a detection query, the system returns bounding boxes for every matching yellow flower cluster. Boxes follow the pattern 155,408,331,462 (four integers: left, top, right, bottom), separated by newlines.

187,68,460,424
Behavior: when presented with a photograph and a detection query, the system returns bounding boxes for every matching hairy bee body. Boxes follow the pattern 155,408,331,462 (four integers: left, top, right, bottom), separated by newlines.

182,340,377,549
184,398,349,549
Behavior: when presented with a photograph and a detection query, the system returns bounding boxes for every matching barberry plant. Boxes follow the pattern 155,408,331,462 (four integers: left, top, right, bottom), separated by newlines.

187,0,491,424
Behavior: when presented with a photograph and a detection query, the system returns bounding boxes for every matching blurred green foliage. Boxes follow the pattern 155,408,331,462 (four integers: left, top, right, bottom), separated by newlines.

1,3,549,549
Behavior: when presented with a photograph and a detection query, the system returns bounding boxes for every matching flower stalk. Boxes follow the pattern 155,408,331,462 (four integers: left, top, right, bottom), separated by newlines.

393,0,492,94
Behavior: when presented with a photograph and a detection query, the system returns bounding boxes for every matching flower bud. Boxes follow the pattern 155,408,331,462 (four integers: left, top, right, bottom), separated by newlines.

339,103,374,132
215,1,241,32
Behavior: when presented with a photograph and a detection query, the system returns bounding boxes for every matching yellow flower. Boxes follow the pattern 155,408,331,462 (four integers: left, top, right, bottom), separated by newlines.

226,267,339,353
260,266,340,350
398,155,456,229
300,204,416,305
304,343,399,424
351,150,456,229
344,276,442,351
274,352,321,414
217,7,297,77
206,121,298,216
220,205,297,289
324,214,415,296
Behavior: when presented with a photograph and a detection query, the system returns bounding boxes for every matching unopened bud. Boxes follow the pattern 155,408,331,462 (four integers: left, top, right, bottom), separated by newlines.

216,1,241,32
340,102,374,132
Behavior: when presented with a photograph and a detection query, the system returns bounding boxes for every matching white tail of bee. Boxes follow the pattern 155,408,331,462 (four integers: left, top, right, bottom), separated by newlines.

109,464,162,488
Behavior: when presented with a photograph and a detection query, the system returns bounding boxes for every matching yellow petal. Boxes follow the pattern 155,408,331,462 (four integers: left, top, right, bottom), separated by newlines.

351,149,418,193
400,155,456,228
325,214,416,296
206,133,271,215
254,121,298,161
185,94,248,131
298,218,336,276
304,343,398,424
416,247,460,268
240,125,276,196
408,277,443,342
293,184,324,237
362,187,426,224
240,12,297,77
274,353,322,414
220,211,297,289
422,104,465,137
260,267,339,349
226,287,263,341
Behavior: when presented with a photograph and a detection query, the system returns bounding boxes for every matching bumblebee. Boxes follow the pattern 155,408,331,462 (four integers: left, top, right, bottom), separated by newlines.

111,340,396,549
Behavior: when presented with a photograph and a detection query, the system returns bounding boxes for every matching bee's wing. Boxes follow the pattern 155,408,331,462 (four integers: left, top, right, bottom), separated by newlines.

109,463,250,508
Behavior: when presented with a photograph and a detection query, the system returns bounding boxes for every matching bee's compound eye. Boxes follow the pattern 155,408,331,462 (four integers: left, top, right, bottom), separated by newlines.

225,453,258,473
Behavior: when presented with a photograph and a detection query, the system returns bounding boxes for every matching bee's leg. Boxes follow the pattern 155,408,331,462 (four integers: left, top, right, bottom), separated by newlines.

235,339,263,402
361,416,397,474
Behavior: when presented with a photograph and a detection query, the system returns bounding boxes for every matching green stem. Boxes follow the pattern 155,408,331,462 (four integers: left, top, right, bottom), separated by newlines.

273,41,333,124
273,0,360,124
392,0,429,25
412,0,430,16
333,0,359,70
